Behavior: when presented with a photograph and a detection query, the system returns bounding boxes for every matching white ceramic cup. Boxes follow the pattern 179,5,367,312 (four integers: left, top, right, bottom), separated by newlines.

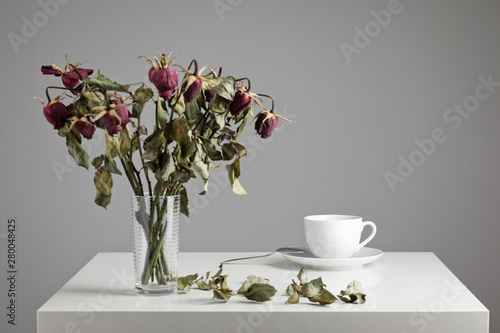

304,215,377,258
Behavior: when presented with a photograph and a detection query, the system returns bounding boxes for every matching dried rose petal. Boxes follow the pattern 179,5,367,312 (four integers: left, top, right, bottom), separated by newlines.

75,117,96,139
41,65,62,76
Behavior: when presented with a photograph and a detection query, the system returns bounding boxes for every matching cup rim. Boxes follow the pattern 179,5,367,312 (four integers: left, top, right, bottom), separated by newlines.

304,214,362,221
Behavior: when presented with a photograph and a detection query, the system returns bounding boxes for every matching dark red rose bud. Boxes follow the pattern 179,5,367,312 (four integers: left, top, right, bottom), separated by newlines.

43,102,70,130
149,67,178,100
230,91,251,116
42,65,93,95
204,90,214,102
255,111,279,139
101,100,131,135
183,78,202,103
75,117,96,140
62,68,93,95
41,65,62,76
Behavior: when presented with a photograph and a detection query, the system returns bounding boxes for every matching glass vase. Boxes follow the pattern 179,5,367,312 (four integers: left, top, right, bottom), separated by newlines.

132,194,180,294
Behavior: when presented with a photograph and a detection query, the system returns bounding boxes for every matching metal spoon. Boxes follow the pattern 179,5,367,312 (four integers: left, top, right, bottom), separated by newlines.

220,247,306,265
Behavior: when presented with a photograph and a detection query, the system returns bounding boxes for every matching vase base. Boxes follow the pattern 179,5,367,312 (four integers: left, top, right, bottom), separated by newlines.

135,282,177,295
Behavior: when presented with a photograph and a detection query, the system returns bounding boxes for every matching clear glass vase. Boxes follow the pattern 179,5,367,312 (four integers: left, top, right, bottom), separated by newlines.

132,194,180,294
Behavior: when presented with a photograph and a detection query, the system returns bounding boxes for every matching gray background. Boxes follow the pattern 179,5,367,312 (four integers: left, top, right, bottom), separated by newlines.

1,0,499,332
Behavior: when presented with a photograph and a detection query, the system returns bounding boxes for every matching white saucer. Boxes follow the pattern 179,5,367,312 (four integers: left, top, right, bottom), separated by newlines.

280,247,383,270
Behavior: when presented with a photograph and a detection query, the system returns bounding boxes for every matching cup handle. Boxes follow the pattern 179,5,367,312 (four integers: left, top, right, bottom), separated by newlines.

358,221,377,251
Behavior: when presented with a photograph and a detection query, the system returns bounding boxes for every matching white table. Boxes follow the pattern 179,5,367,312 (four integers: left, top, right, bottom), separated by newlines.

37,252,489,333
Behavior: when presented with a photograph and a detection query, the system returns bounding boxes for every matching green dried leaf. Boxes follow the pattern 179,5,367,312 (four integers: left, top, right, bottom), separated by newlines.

308,288,338,305
83,70,130,92
58,123,70,137
243,283,277,302
66,127,89,169
287,291,300,304
222,143,236,160
119,125,132,158
302,277,325,298
197,280,212,290
209,95,231,114
179,185,189,217
133,83,154,104
155,152,175,181
226,157,247,195
235,106,252,140
190,143,209,181
184,98,204,130
81,90,102,104
218,275,233,293
232,141,247,158
213,289,232,302
199,137,223,161
94,168,113,195
201,77,224,90
143,128,165,161
93,168,113,209
286,283,302,296
177,273,199,291
91,155,105,169
169,92,186,115
132,103,144,118
103,156,122,175
339,280,366,304
211,76,235,101
213,264,223,279
105,131,120,159
298,268,308,285
156,97,168,130
238,275,270,294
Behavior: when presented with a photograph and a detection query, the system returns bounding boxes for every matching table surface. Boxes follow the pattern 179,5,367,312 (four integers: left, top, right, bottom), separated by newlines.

38,252,489,333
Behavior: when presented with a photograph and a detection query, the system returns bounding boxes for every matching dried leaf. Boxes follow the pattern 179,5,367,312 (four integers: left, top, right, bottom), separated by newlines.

119,125,132,158
287,291,300,304
213,289,232,302
308,288,338,305
105,131,120,159
238,275,270,294
83,70,130,92
302,277,325,298
243,283,277,302
66,127,89,169
298,268,308,285
197,280,212,290
177,274,199,291
339,280,366,304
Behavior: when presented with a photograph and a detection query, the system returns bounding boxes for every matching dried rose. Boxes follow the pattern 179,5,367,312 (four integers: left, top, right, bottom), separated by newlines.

34,93,70,130
183,78,202,103
230,91,251,116
44,102,70,130
255,111,279,139
74,116,96,139
41,63,93,95
100,100,131,135
204,89,215,102
148,67,178,100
